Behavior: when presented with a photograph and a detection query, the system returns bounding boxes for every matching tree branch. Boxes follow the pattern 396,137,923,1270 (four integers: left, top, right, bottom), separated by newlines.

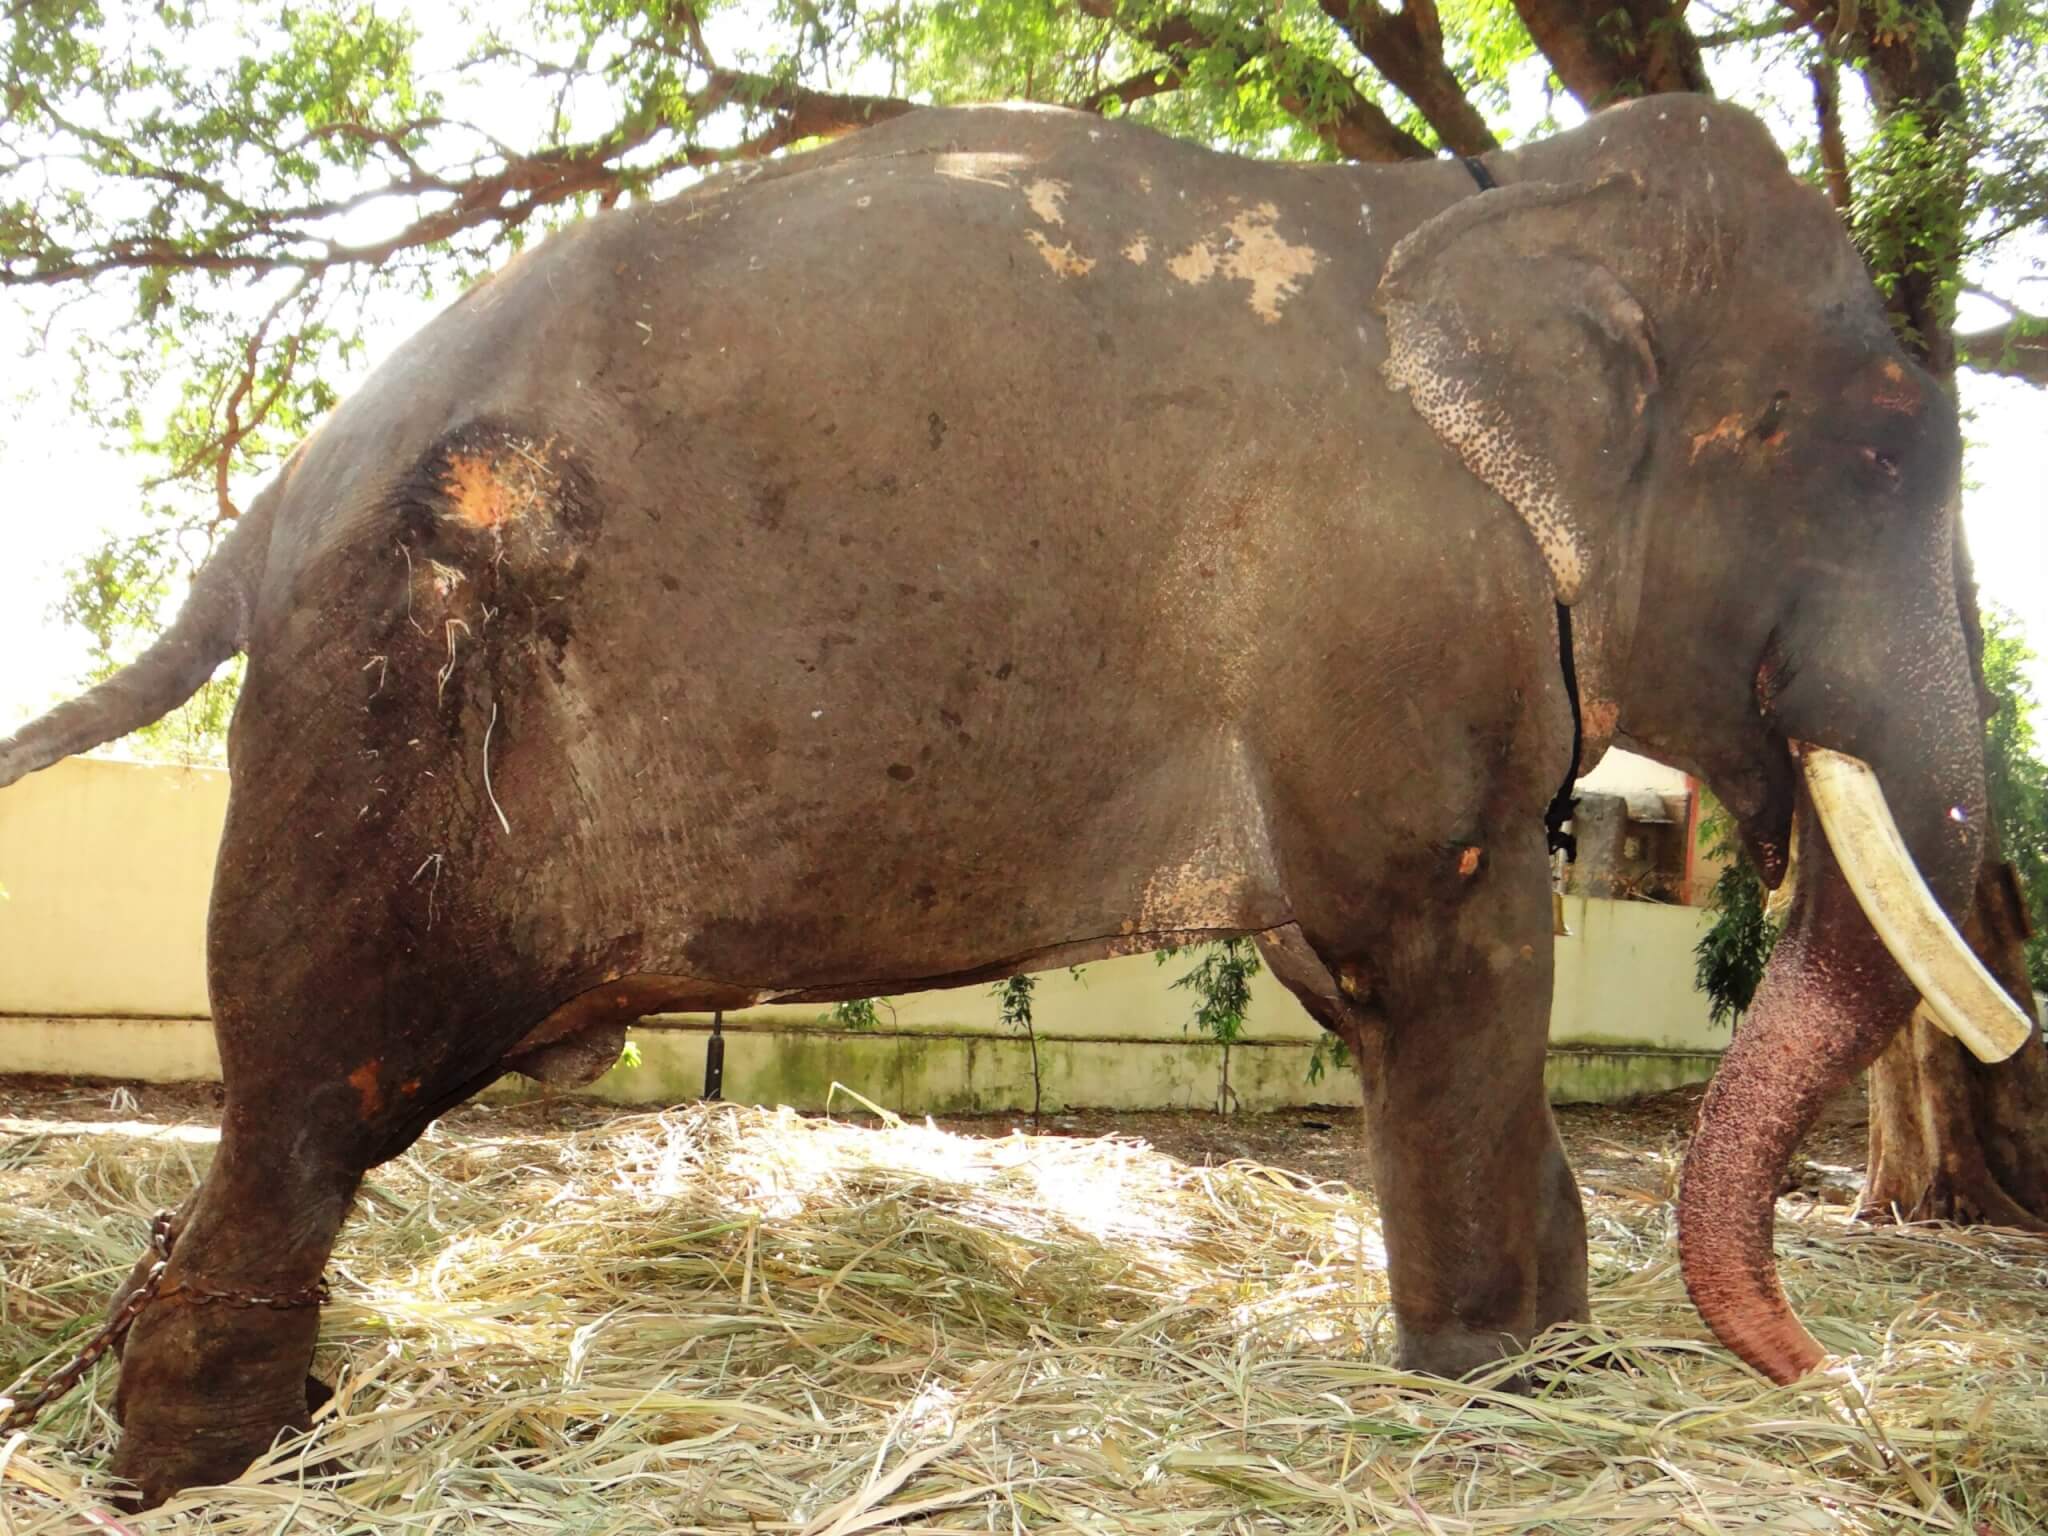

0,72,915,290
1957,317,2048,386
1075,0,1431,161
1696,12,1809,47
1315,0,1499,155
1082,64,1186,113
1811,0,1973,375
1309,92,1433,163
661,1,717,72
208,282,311,522
1769,0,1841,49
1810,55,1852,212
1509,0,1712,109
696,69,913,141
288,118,449,185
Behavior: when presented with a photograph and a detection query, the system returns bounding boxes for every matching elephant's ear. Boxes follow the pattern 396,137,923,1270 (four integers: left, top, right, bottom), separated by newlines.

1376,174,1660,605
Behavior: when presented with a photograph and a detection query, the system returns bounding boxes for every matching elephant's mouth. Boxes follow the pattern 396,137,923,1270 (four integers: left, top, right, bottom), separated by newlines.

1743,627,2023,1059
1795,744,2029,1063
1730,732,1795,888
1727,709,2028,1068
1734,641,1798,885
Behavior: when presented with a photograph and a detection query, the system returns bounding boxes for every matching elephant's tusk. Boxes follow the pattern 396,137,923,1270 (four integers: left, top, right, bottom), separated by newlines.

1801,746,2034,1064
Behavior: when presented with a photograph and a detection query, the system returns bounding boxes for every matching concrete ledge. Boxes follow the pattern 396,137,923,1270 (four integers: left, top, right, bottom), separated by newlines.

0,1015,1721,1111
0,1015,223,1082
1545,1047,1721,1105
488,1023,1348,1114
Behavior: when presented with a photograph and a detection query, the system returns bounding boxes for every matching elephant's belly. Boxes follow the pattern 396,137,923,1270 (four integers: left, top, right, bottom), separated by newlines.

526,707,1296,993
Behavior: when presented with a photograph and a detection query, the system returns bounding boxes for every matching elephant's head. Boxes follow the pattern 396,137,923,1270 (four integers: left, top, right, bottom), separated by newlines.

1376,97,2034,1382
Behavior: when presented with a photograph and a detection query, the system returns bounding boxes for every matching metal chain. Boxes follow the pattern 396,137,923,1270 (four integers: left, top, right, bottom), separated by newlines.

161,1275,332,1311
0,1213,174,1435
0,1211,329,1435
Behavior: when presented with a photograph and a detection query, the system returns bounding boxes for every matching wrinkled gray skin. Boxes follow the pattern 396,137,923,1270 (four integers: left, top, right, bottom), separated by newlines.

0,98,1985,1504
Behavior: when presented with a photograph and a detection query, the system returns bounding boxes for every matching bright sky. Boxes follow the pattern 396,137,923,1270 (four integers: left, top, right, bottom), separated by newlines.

0,24,2042,737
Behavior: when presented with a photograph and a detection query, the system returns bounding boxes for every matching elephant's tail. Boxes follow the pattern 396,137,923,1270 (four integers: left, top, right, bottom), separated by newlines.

0,481,280,791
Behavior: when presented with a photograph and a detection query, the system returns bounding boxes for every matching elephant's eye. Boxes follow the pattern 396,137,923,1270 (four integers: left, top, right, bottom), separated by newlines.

1861,446,1901,485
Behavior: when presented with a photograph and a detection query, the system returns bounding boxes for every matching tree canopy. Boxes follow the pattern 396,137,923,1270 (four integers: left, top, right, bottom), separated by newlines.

4,0,2043,543
1984,610,2048,989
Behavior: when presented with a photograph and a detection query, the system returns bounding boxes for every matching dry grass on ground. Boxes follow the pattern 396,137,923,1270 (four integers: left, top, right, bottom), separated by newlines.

1,1087,2044,1534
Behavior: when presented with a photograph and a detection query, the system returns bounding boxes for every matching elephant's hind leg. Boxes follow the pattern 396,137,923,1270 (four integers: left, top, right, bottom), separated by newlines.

110,1097,360,1505
106,925,528,1502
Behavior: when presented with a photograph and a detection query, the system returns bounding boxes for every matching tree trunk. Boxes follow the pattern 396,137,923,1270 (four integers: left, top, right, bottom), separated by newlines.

1851,0,2048,1223
1862,856,2048,1229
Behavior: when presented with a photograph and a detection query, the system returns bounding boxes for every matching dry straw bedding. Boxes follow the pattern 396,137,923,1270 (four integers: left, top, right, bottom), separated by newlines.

1,1095,2043,1534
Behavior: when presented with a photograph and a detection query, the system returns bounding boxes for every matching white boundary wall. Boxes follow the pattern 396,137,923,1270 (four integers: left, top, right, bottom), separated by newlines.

0,757,1728,1108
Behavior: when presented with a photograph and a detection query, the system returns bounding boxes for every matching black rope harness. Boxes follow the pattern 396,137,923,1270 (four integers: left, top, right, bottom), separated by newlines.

1458,154,1581,861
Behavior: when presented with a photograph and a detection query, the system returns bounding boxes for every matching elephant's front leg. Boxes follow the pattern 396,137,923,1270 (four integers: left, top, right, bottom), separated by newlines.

1317,832,1586,1375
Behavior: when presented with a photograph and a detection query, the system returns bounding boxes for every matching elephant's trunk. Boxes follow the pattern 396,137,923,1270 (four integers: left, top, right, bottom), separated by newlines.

1678,720,2035,1379
1677,802,1916,1380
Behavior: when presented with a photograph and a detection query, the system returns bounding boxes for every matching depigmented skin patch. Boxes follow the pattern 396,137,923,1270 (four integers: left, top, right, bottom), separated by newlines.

1381,307,1588,601
1025,178,1069,226
1581,696,1620,742
441,454,505,526
1688,410,1749,463
348,1061,382,1118
441,439,562,530
1025,229,1096,278
932,151,1030,188
1164,203,1321,323
1166,242,1217,284
1689,399,1793,463
1123,235,1151,265
1872,362,1921,415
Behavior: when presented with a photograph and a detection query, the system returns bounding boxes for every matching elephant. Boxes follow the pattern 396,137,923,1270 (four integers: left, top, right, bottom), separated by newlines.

0,95,2032,1505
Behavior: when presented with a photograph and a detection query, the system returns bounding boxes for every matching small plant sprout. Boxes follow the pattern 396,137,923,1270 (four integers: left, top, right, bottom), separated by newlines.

990,974,1042,1127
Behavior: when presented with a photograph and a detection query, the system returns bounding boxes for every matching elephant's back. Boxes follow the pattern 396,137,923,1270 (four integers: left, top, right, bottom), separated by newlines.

222,110,1526,913
255,105,1471,652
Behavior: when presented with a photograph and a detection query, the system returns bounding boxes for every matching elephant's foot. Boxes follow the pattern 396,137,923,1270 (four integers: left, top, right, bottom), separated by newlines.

111,1295,324,1507
112,1408,312,1511
1396,1318,1535,1381
1389,1187,1590,1386
1388,1174,1589,1388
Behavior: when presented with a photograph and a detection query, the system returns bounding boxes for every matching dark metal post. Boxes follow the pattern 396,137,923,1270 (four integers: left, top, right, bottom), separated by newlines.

702,1009,725,1101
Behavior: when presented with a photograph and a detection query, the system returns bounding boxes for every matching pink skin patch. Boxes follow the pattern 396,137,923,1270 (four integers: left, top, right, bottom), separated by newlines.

1872,359,1920,415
